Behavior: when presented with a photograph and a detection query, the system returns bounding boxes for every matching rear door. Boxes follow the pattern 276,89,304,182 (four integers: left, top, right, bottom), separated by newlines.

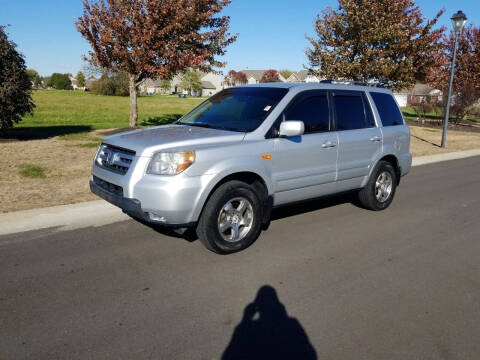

332,90,382,186
271,90,338,202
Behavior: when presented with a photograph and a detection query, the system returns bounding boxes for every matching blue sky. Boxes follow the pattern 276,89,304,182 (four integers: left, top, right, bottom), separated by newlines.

0,0,478,76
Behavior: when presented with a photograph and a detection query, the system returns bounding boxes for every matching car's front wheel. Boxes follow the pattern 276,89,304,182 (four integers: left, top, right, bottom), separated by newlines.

196,180,264,254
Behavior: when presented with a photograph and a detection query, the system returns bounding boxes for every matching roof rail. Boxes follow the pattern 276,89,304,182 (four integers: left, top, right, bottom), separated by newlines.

320,80,385,88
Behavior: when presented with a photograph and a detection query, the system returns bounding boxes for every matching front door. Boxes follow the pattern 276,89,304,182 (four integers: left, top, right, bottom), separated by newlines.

271,91,338,204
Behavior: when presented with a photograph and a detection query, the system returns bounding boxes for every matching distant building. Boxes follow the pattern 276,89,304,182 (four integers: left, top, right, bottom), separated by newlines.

287,70,321,83
69,76,84,91
394,83,442,107
240,70,287,84
69,76,98,91
139,76,182,95
139,72,224,96
84,78,98,91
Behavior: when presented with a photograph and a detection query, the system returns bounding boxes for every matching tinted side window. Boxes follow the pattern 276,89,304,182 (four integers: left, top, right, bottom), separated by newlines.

285,95,329,133
371,92,404,126
333,94,367,130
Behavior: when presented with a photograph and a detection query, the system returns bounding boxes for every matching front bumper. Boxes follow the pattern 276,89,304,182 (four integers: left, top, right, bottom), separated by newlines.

90,178,196,228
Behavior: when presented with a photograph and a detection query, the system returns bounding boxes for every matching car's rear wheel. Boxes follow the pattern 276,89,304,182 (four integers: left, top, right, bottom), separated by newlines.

358,160,397,211
196,180,264,254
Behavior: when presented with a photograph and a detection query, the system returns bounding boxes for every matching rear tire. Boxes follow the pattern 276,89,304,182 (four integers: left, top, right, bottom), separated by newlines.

358,161,397,211
196,180,264,254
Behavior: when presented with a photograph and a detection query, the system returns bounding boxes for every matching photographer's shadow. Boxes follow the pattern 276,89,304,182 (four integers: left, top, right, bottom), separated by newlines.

222,285,317,360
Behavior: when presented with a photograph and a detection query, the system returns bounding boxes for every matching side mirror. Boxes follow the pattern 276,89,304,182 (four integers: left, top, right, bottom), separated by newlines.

279,121,305,137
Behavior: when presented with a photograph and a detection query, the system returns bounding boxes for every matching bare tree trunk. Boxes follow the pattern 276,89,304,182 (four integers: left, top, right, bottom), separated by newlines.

129,74,138,128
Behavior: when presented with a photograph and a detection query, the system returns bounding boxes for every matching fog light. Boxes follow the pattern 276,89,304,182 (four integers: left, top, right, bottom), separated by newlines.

148,213,166,222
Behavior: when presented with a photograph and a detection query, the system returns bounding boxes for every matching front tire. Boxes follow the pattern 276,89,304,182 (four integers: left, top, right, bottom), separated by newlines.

196,181,264,254
358,161,397,211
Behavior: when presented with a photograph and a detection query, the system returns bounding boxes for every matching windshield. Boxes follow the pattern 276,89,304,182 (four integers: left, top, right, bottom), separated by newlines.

177,87,289,132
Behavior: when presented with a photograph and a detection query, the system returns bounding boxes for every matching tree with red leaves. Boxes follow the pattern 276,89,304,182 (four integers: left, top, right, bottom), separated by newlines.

76,0,236,128
427,25,480,123
225,70,247,86
306,0,445,90
260,70,281,83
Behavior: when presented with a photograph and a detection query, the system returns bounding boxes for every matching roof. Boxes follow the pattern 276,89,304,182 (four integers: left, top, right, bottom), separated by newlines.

396,83,439,95
287,70,319,82
237,82,393,94
200,80,216,89
295,70,310,81
85,78,98,87
240,70,266,81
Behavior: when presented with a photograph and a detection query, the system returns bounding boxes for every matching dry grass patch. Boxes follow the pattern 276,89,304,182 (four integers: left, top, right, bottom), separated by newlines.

409,126,480,156
0,137,98,213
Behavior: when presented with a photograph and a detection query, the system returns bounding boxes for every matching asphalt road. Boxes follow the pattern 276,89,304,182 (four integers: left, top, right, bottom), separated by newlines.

1,157,480,360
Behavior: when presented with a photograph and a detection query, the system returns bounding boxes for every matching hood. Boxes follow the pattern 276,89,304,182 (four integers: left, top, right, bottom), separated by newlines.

103,124,245,157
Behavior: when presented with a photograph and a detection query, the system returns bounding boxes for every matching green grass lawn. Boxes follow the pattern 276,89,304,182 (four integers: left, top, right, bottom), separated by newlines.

401,106,443,122
401,106,480,123
9,89,205,138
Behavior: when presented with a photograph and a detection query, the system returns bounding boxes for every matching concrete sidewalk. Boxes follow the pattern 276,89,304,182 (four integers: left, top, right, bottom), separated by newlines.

1,149,480,236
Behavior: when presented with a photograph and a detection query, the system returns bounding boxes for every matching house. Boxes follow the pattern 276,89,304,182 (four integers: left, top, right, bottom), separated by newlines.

69,76,84,91
394,83,442,107
199,72,224,96
240,70,287,84
287,70,321,83
200,80,217,97
139,72,224,96
69,76,97,91
84,78,98,91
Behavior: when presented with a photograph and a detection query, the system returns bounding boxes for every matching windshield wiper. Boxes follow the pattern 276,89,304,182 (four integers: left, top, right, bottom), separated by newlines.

177,122,214,129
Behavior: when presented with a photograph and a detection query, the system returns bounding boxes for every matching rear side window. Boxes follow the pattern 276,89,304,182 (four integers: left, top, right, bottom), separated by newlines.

333,94,368,130
370,92,404,126
285,95,329,133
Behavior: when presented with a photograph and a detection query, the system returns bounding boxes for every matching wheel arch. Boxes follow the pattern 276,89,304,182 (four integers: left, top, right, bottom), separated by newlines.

362,154,402,188
192,170,271,224
379,154,401,185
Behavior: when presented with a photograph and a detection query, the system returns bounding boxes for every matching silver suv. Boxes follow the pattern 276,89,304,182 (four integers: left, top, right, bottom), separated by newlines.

91,82,411,254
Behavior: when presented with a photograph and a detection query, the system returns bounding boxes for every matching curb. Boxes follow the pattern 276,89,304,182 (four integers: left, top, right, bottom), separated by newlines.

0,200,128,236
411,148,480,167
1,149,480,237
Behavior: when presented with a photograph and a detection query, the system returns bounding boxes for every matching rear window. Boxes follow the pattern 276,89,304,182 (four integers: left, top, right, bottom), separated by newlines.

370,92,404,126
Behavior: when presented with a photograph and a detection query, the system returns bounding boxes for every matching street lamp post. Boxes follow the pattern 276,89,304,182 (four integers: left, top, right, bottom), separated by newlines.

441,10,467,148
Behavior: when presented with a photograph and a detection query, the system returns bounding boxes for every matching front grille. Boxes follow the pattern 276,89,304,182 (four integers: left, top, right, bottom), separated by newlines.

92,175,123,197
96,144,135,175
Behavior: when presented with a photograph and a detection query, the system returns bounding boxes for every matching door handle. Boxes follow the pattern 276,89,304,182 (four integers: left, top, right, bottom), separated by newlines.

321,141,337,148
369,136,382,142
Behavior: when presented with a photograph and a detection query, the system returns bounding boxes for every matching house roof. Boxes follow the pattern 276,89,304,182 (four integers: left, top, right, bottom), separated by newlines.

85,78,98,88
201,80,216,89
287,73,299,81
396,83,439,95
287,70,318,82
241,70,268,81
295,70,310,81
240,70,288,82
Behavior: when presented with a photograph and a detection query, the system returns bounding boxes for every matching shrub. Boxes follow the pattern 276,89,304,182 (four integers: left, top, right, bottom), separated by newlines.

47,73,73,90
91,72,129,96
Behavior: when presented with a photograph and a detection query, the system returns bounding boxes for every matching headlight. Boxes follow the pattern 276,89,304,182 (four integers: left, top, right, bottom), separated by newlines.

147,151,195,175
